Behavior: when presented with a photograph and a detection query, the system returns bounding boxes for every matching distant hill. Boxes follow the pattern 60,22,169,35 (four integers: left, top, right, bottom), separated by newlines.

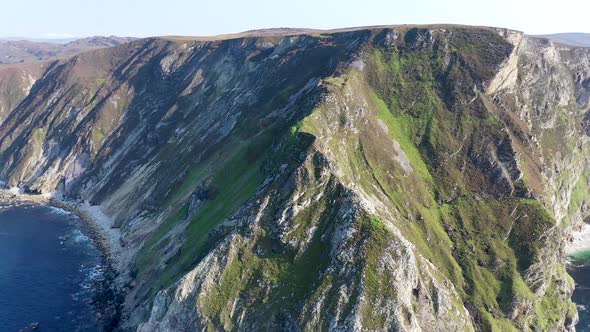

0,36,136,64
536,33,590,47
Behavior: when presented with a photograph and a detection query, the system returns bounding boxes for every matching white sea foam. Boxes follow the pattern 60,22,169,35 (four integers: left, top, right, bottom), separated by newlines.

566,223,590,255
79,264,104,290
71,229,91,244
48,206,72,216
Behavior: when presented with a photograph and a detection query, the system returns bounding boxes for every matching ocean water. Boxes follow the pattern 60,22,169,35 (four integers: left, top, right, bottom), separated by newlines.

0,203,103,331
569,250,590,331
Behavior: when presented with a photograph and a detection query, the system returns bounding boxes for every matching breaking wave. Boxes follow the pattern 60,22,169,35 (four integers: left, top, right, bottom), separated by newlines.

48,206,72,216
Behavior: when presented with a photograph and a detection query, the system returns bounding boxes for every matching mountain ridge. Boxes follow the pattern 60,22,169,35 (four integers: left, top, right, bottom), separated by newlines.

0,25,588,331
534,33,590,47
0,36,137,65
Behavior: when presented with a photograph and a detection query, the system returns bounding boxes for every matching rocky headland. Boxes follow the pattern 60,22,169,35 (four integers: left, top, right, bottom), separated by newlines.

0,25,590,331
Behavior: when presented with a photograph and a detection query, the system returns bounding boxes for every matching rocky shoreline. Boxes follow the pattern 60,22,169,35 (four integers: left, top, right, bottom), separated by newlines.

0,189,125,331
567,223,590,255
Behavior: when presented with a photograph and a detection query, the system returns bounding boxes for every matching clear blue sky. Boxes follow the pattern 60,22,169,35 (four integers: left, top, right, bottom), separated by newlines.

2,0,589,38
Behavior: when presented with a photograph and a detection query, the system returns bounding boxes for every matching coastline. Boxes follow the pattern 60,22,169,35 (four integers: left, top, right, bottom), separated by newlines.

0,189,122,269
0,189,125,329
51,199,124,270
566,223,590,257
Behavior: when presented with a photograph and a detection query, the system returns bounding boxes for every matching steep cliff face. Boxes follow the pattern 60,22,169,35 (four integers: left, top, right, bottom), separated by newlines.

0,26,589,331
0,62,46,122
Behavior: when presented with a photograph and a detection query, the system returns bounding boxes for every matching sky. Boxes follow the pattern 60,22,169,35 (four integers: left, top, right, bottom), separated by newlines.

2,0,589,39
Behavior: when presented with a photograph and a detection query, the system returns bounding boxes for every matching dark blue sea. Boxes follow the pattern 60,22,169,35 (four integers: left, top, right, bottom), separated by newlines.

0,203,103,331
569,251,590,332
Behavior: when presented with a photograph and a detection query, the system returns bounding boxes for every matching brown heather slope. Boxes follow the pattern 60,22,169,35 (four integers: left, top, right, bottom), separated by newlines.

0,36,137,65
0,25,589,331
535,33,590,48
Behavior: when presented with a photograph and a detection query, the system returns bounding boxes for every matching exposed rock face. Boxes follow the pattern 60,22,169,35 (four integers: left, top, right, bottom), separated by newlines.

0,25,589,331
0,62,46,122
